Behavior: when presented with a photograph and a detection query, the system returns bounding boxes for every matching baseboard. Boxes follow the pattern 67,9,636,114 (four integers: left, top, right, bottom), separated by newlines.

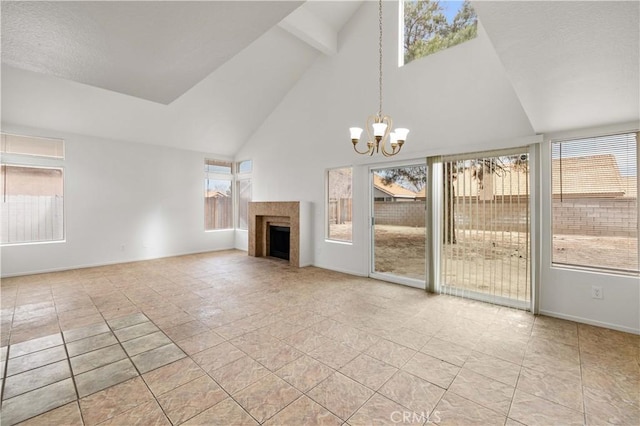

311,263,368,277
0,247,240,278
539,309,640,335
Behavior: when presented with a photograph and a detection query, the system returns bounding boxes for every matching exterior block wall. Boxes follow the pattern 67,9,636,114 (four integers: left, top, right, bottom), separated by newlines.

374,198,638,237
552,197,638,237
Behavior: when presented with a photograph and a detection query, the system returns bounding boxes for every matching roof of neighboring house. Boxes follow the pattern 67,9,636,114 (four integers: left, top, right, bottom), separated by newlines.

373,174,417,199
551,154,625,197
621,176,638,198
415,155,634,199
205,190,228,198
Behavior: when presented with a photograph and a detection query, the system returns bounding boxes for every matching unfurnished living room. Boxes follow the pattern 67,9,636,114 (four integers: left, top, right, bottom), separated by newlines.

0,1,638,425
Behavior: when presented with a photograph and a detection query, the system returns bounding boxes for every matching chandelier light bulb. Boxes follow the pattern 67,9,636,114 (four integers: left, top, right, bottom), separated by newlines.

349,127,363,141
394,128,409,142
372,122,387,137
389,132,398,147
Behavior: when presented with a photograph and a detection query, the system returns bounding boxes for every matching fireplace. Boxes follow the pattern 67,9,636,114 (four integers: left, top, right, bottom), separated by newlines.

269,226,290,260
248,201,311,267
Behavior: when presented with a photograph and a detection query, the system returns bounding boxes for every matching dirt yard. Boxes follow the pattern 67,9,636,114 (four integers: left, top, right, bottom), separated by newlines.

330,224,638,302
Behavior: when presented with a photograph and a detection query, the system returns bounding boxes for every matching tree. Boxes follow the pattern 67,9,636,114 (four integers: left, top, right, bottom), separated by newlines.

404,0,448,63
404,0,478,64
379,166,426,192
329,168,352,224
379,156,528,245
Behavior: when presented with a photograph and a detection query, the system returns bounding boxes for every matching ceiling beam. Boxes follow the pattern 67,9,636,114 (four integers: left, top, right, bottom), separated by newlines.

278,6,337,56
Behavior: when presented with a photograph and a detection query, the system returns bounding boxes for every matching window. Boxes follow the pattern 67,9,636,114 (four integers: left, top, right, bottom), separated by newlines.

205,159,232,230
1,133,65,244
327,167,352,242
237,160,252,174
236,160,252,230
551,132,638,274
402,0,478,65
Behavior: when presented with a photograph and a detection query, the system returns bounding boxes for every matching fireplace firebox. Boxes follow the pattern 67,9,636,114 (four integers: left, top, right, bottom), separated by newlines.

269,226,290,260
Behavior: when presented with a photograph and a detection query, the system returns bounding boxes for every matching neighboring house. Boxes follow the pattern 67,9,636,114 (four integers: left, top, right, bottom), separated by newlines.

430,154,634,200
373,174,417,202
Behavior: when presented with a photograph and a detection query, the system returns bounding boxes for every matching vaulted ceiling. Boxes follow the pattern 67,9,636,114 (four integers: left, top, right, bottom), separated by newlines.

474,0,639,133
1,1,638,156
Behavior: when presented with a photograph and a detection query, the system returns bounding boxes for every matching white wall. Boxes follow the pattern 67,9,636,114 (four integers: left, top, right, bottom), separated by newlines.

1,124,235,276
235,1,535,276
539,121,640,334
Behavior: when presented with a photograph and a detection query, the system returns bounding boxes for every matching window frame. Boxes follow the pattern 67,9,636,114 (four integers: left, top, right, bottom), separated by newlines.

235,160,252,231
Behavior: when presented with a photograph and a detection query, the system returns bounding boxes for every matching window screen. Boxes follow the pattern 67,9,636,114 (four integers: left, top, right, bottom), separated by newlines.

551,132,638,273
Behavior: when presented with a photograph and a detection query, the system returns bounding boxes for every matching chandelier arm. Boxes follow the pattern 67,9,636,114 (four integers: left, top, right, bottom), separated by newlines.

379,115,395,156
352,141,373,155
381,144,402,157
365,115,375,145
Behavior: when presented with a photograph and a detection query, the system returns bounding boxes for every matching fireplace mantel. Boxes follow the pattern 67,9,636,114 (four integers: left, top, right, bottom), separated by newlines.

248,201,311,267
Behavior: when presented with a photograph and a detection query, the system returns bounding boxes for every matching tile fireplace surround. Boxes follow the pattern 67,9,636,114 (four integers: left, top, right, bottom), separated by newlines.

248,201,311,267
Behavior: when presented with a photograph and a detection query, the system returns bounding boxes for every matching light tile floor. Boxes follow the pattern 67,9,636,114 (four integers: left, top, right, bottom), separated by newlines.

0,250,638,425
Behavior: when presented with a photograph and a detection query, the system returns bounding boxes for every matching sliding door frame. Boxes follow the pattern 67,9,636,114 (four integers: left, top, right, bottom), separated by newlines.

427,145,540,312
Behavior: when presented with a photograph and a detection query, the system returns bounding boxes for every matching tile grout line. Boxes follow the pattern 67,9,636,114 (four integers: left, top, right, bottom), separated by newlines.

60,328,86,426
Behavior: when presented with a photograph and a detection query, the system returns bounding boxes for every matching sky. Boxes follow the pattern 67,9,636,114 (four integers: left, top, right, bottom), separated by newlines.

441,1,464,23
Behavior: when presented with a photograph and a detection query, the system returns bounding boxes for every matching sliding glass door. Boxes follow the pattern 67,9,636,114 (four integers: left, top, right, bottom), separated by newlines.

438,149,531,308
370,164,427,288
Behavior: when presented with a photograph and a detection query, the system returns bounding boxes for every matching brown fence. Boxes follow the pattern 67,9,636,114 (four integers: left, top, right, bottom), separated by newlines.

329,198,352,224
205,196,232,230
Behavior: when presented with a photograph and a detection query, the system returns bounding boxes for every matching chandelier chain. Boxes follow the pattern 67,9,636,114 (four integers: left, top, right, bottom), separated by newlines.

349,0,408,157
378,0,383,118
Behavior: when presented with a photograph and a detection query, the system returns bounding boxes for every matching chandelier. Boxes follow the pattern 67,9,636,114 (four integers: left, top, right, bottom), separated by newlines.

350,0,409,157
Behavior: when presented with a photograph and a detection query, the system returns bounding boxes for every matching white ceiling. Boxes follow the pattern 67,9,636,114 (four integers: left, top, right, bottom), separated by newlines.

475,0,639,133
1,1,362,156
1,1,637,156
1,1,303,104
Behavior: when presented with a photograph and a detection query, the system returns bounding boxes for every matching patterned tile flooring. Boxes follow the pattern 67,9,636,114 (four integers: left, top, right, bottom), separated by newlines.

0,250,638,425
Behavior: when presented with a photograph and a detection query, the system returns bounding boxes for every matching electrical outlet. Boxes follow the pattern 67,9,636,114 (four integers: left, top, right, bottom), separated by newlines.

591,286,603,299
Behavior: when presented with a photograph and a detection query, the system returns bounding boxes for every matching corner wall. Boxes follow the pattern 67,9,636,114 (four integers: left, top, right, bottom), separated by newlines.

1,124,235,277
